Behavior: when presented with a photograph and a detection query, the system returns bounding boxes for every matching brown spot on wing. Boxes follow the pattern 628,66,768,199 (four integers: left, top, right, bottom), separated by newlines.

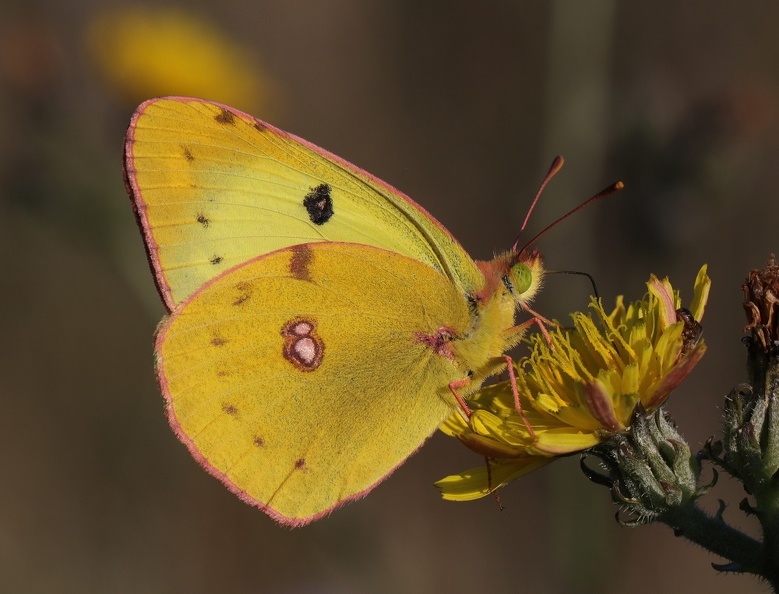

215,108,235,125
211,336,228,347
253,119,267,133
233,281,252,306
295,458,306,469
289,244,313,281
222,404,238,415
253,436,265,447
182,146,194,162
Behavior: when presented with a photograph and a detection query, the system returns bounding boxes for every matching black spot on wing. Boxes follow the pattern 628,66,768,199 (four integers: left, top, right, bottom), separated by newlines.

210,255,223,265
303,183,334,225
196,213,210,228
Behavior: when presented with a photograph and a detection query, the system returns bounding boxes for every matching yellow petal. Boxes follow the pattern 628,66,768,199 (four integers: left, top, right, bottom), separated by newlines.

690,264,711,322
655,322,684,373
435,457,553,501
583,379,622,431
647,275,677,330
439,411,469,437
533,428,602,454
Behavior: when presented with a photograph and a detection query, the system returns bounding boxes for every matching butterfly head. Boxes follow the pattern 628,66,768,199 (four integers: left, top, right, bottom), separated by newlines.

474,247,545,309
505,248,545,308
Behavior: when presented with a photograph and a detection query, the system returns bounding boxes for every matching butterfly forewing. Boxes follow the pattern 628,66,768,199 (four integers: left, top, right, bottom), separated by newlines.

125,97,483,309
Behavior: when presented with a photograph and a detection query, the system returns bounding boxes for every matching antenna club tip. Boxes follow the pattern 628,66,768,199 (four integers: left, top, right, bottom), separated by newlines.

615,181,625,190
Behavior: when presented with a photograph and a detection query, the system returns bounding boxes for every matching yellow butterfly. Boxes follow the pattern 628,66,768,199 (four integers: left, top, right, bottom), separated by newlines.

124,97,601,526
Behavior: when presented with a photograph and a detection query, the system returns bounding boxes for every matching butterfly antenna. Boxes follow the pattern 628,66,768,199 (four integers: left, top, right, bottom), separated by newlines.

513,180,625,255
516,156,566,242
549,270,600,300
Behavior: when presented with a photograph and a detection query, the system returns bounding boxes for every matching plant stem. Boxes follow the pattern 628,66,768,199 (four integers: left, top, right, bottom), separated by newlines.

660,501,762,576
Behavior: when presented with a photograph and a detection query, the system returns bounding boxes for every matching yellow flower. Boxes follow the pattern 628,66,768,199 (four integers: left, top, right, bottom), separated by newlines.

436,265,711,501
87,7,274,112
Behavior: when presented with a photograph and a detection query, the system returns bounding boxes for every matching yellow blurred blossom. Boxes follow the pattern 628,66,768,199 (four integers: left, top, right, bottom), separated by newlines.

436,265,710,501
87,7,274,112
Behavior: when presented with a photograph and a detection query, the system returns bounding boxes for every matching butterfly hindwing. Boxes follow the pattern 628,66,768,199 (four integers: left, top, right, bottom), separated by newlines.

157,242,473,525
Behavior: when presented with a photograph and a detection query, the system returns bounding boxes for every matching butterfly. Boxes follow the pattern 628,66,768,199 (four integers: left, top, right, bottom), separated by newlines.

123,97,608,526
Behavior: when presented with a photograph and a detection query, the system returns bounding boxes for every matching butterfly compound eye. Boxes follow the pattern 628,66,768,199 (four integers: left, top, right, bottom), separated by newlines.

509,262,533,296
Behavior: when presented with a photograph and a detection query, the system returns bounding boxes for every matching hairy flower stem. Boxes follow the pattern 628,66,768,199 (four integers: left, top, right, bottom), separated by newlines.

713,255,779,589
743,340,779,589
763,501,779,591
659,502,762,576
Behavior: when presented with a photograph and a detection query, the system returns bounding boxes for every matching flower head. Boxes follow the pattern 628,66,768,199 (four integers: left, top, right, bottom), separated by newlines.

743,254,779,351
436,265,711,501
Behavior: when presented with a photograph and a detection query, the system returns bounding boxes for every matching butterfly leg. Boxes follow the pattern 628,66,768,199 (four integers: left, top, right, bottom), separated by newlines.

459,355,537,439
448,376,473,418
504,312,554,348
485,457,504,510
503,354,536,439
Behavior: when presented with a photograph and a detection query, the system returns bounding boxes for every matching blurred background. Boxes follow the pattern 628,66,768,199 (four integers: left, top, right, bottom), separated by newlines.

1,1,776,592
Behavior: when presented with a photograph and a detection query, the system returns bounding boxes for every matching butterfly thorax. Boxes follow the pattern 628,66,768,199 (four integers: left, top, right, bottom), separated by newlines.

448,249,545,384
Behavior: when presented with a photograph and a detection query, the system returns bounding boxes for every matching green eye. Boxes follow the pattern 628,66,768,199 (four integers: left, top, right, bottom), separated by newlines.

510,262,532,295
